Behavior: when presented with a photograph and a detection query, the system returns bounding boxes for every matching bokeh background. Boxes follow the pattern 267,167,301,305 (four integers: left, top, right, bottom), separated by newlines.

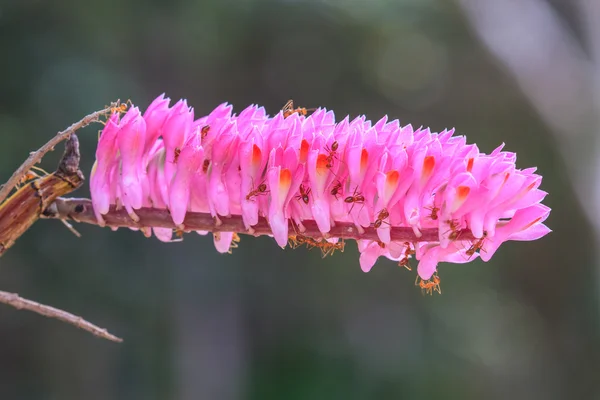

0,0,597,399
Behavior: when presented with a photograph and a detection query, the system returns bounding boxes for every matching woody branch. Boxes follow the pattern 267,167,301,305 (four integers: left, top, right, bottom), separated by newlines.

45,197,476,243
0,291,122,343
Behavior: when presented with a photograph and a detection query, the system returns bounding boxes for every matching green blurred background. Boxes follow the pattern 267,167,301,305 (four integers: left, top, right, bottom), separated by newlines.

0,0,596,399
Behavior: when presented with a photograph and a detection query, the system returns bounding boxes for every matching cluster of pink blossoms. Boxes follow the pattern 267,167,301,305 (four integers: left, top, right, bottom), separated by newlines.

90,94,551,280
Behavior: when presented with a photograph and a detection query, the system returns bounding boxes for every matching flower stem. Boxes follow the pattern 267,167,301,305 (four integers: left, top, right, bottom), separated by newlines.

45,197,476,243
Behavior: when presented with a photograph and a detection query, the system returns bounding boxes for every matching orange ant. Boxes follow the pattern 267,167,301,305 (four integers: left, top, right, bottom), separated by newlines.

398,258,411,271
110,103,127,114
19,171,41,184
202,159,211,173
282,99,315,118
111,104,127,114
109,99,131,115
295,184,311,205
18,169,42,185
288,236,301,249
292,235,344,257
99,100,130,125
246,181,268,201
373,208,390,228
415,273,441,295
306,238,320,251
445,219,463,241
324,141,339,168
317,239,345,258
465,231,488,258
201,125,210,139
398,242,415,271
174,228,185,241
288,222,304,249
294,233,320,250
289,229,327,253
330,180,342,199
174,147,181,164
228,233,241,254
344,186,365,213
424,204,439,220
15,166,48,189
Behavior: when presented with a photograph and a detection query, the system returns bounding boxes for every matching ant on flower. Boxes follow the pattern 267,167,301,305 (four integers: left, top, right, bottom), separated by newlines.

98,100,131,125
228,233,241,254
174,147,181,164
317,239,345,258
415,272,441,295
465,231,488,259
445,219,463,241
109,99,131,115
173,228,185,242
245,181,268,201
324,141,339,169
296,234,319,250
330,180,343,199
295,184,311,205
424,204,439,220
372,208,390,228
288,236,301,249
202,159,211,173
398,242,415,271
344,186,365,213
201,125,210,139
282,99,315,118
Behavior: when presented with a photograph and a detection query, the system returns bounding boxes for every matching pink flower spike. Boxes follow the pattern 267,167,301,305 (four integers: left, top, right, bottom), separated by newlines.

89,95,552,286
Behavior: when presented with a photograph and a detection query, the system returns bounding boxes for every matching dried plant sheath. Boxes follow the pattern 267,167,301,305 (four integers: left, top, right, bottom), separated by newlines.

0,135,84,255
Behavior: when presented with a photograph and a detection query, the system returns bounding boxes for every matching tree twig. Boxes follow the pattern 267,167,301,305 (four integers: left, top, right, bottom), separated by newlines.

0,290,122,342
0,104,114,205
45,197,476,243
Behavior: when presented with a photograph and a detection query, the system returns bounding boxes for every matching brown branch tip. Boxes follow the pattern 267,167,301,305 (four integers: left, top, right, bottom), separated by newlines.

0,291,122,343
